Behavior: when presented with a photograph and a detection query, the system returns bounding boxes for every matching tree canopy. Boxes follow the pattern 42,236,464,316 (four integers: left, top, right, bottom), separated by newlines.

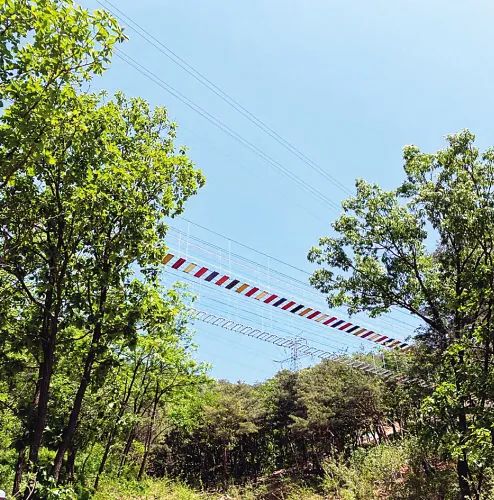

309,130,494,499
0,1,206,495
0,0,124,185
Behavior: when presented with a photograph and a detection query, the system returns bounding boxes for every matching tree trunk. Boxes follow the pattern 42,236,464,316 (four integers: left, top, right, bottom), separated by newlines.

137,383,160,480
53,287,107,482
117,426,136,477
52,337,98,481
137,443,150,481
223,445,229,486
28,217,66,469
102,357,144,481
119,358,154,478
65,447,77,483
94,430,114,491
457,454,473,500
28,320,56,465
454,353,474,500
81,442,96,477
12,447,26,496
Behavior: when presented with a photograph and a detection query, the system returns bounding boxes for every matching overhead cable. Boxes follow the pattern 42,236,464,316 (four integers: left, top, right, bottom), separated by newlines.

189,308,401,380
115,49,340,211
97,0,351,196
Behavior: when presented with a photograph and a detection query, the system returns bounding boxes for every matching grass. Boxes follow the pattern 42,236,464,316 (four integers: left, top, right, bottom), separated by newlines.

93,477,327,500
94,478,205,500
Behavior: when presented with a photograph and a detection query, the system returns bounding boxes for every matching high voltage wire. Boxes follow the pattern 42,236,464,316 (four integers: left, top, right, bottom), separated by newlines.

115,49,340,212
164,271,374,355
198,303,352,357
193,307,421,385
191,309,354,362
196,296,363,353
115,48,418,343
93,2,419,339
96,0,352,197
194,294,360,353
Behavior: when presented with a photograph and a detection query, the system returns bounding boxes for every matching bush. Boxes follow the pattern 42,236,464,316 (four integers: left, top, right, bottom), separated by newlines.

94,477,203,500
322,442,406,499
322,439,461,500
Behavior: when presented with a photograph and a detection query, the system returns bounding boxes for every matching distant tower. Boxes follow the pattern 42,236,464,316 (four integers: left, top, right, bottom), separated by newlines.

289,337,308,371
275,335,308,371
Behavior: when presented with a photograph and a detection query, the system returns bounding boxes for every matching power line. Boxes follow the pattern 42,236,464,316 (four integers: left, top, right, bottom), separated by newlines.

115,49,340,212
192,308,346,359
94,3,419,337
192,308,422,385
166,240,414,338
97,0,352,196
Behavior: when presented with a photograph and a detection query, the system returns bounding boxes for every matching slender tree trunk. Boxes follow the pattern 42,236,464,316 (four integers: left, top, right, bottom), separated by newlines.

118,358,153,477
93,430,114,491
223,446,228,486
117,426,136,477
53,288,107,482
12,447,26,496
137,441,151,480
137,384,160,480
80,441,96,477
97,356,144,481
457,453,473,500
65,446,77,483
52,329,100,481
454,352,473,500
27,231,68,471
29,316,57,465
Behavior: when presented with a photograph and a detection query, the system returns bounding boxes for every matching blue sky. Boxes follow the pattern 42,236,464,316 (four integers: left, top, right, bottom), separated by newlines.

83,0,494,382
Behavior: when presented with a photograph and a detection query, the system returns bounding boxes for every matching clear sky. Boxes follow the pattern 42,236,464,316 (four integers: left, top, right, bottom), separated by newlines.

82,0,494,382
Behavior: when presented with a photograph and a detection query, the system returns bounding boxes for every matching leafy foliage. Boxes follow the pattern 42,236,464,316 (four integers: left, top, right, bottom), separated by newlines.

309,130,494,499
0,1,205,495
152,361,406,488
0,0,124,185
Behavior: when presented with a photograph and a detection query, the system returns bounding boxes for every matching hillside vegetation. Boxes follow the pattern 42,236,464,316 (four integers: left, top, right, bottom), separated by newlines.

2,1,494,499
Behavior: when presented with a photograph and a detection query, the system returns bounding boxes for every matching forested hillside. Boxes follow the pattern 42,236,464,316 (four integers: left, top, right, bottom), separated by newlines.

3,1,494,499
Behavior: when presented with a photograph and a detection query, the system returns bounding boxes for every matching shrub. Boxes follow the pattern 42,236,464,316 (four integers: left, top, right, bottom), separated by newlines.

322,442,407,499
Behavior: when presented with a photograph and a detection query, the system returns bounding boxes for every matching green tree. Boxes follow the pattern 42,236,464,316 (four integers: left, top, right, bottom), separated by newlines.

0,89,204,494
309,130,494,499
151,360,395,488
0,0,123,184
293,360,387,462
1,2,206,495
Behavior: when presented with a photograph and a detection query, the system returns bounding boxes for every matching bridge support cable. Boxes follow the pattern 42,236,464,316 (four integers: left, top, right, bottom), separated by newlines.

188,308,401,380
163,252,411,351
